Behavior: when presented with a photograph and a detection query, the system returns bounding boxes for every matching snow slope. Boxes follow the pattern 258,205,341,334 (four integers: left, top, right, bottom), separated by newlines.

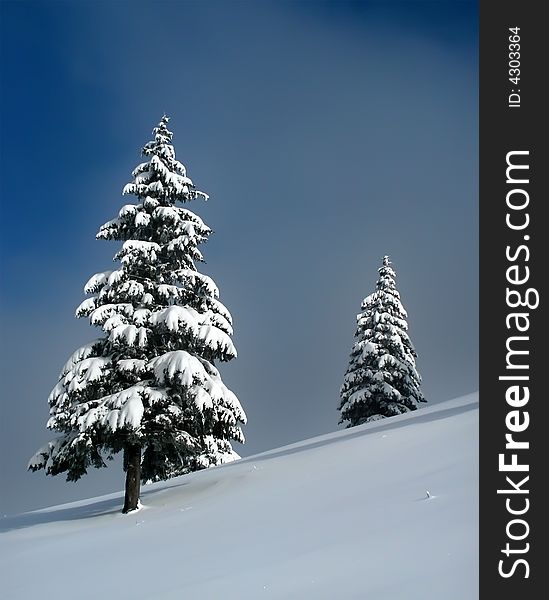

1,393,478,600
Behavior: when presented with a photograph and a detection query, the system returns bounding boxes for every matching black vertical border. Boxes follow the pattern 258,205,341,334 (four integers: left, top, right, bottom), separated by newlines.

480,0,546,598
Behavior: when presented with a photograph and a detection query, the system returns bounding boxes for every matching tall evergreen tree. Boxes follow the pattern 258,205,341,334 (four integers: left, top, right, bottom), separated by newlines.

29,116,246,512
339,256,425,427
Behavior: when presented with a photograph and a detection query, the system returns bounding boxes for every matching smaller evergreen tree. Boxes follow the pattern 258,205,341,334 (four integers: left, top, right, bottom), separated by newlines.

339,256,425,427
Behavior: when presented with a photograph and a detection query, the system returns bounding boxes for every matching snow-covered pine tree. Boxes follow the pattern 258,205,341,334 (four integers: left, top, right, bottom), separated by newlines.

338,256,425,427
29,116,246,513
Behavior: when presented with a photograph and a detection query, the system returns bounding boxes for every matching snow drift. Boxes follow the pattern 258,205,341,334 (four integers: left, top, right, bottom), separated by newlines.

1,393,478,599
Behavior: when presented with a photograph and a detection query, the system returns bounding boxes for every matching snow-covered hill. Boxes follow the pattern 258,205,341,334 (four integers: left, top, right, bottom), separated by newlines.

1,394,478,600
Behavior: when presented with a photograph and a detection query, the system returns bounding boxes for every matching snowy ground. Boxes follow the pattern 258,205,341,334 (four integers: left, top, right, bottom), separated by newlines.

1,393,478,600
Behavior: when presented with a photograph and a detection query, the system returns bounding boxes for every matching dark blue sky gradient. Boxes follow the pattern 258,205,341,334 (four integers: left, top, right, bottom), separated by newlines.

0,0,478,514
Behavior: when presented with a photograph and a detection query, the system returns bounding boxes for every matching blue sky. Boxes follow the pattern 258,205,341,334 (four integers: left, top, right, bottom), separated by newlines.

0,0,478,514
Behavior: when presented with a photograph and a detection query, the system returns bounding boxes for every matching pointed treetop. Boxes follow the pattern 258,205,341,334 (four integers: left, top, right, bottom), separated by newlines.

149,114,173,147
122,115,208,204
376,254,397,292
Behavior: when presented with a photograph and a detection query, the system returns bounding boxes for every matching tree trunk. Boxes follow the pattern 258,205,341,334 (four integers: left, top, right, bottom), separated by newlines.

122,443,141,513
